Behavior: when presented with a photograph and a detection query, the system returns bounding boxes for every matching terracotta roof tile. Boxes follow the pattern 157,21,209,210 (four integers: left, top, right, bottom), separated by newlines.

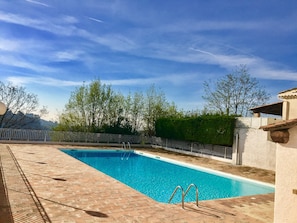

278,88,297,99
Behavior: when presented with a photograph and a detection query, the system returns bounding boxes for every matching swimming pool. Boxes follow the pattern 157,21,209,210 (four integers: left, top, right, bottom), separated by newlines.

61,149,274,204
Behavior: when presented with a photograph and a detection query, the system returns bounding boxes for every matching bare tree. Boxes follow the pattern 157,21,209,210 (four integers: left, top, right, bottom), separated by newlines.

0,81,42,128
202,65,271,116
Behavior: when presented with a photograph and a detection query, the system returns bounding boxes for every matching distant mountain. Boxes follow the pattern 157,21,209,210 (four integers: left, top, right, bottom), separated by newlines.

0,110,58,130
40,119,58,130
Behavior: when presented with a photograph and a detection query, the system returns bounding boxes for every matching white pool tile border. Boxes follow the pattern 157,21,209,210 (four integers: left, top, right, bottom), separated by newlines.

135,150,275,189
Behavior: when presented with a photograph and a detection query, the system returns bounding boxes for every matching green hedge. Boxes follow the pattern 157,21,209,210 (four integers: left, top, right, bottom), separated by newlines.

155,115,236,146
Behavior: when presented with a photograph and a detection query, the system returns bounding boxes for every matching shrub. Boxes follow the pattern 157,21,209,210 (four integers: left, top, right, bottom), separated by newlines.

155,115,236,146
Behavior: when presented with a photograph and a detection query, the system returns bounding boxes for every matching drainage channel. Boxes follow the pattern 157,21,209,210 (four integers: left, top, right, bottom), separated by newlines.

0,144,51,223
0,152,14,223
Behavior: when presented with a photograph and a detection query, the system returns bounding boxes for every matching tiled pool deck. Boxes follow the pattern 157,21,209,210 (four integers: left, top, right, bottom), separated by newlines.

0,144,275,223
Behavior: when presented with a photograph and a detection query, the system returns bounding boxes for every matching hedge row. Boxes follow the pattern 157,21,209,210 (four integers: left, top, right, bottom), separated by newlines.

155,115,236,146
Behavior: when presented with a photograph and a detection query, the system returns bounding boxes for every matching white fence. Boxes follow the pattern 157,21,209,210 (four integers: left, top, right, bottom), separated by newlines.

0,128,150,145
0,128,232,160
151,137,232,159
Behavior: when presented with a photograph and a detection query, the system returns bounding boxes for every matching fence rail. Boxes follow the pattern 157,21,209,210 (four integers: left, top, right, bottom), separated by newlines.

151,137,232,159
0,128,150,145
0,128,232,160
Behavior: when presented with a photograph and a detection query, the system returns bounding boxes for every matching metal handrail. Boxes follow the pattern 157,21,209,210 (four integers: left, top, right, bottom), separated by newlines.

121,142,131,160
168,183,199,208
184,183,199,207
121,142,126,160
127,142,131,149
126,142,131,160
168,185,184,208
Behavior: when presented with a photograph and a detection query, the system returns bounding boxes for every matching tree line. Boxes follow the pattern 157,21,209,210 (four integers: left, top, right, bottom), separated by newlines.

0,65,271,134
54,81,182,135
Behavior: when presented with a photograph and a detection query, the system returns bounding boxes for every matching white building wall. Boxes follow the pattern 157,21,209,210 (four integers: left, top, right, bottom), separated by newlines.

281,100,297,120
232,117,278,171
274,126,297,223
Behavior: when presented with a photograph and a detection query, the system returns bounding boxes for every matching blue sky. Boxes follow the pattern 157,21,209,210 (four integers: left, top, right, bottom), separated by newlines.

0,0,296,120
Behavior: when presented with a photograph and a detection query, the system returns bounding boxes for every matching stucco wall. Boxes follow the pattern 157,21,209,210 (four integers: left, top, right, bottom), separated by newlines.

274,126,297,223
232,117,278,171
286,100,297,120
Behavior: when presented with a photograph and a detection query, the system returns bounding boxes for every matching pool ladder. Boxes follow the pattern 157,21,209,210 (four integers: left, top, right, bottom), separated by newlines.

168,183,199,209
121,142,131,160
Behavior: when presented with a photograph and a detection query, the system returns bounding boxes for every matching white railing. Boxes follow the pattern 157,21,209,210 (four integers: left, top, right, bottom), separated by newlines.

0,128,231,160
0,128,150,144
151,137,232,159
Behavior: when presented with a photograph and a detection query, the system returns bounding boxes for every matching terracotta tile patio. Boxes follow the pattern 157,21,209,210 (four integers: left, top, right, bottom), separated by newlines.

0,143,275,223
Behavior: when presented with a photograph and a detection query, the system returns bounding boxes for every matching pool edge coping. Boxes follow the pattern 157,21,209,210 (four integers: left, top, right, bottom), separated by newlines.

135,150,275,189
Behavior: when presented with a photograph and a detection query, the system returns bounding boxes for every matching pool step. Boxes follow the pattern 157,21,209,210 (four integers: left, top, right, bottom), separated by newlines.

168,183,199,209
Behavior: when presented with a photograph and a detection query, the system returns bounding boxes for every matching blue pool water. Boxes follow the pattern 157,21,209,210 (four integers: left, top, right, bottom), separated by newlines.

61,149,274,203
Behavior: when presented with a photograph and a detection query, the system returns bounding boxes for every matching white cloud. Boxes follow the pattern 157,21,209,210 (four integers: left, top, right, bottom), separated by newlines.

25,0,50,8
0,54,56,73
157,17,297,34
189,48,216,57
0,11,136,53
6,76,84,87
0,11,77,36
94,34,137,51
251,66,297,81
0,10,42,28
5,73,198,90
189,48,297,81
0,38,21,51
1,3,296,93
88,17,104,23
103,73,200,87
142,42,297,82
62,15,78,24
54,50,83,62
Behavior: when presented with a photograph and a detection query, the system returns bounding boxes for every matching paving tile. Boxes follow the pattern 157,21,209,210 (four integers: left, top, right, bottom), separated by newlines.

0,144,275,223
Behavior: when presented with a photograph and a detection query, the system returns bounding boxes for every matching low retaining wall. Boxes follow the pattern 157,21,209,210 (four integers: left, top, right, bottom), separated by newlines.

233,117,278,171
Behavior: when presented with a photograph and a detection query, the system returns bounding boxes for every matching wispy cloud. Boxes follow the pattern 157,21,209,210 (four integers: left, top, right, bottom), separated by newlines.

62,15,78,24
139,40,297,82
191,48,256,68
54,50,84,62
0,10,43,28
94,34,137,51
6,71,198,89
0,11,78,36
251,66,297,81
25,0,50,7
0,36,83,72
1,0,296,119
0,11,136,53
6,76,84,87
162,21,262,33
0,55,56,73
189,47,297,81
88,17,104,23
0,38,21,51
189,48,216,57
104,73,200,87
